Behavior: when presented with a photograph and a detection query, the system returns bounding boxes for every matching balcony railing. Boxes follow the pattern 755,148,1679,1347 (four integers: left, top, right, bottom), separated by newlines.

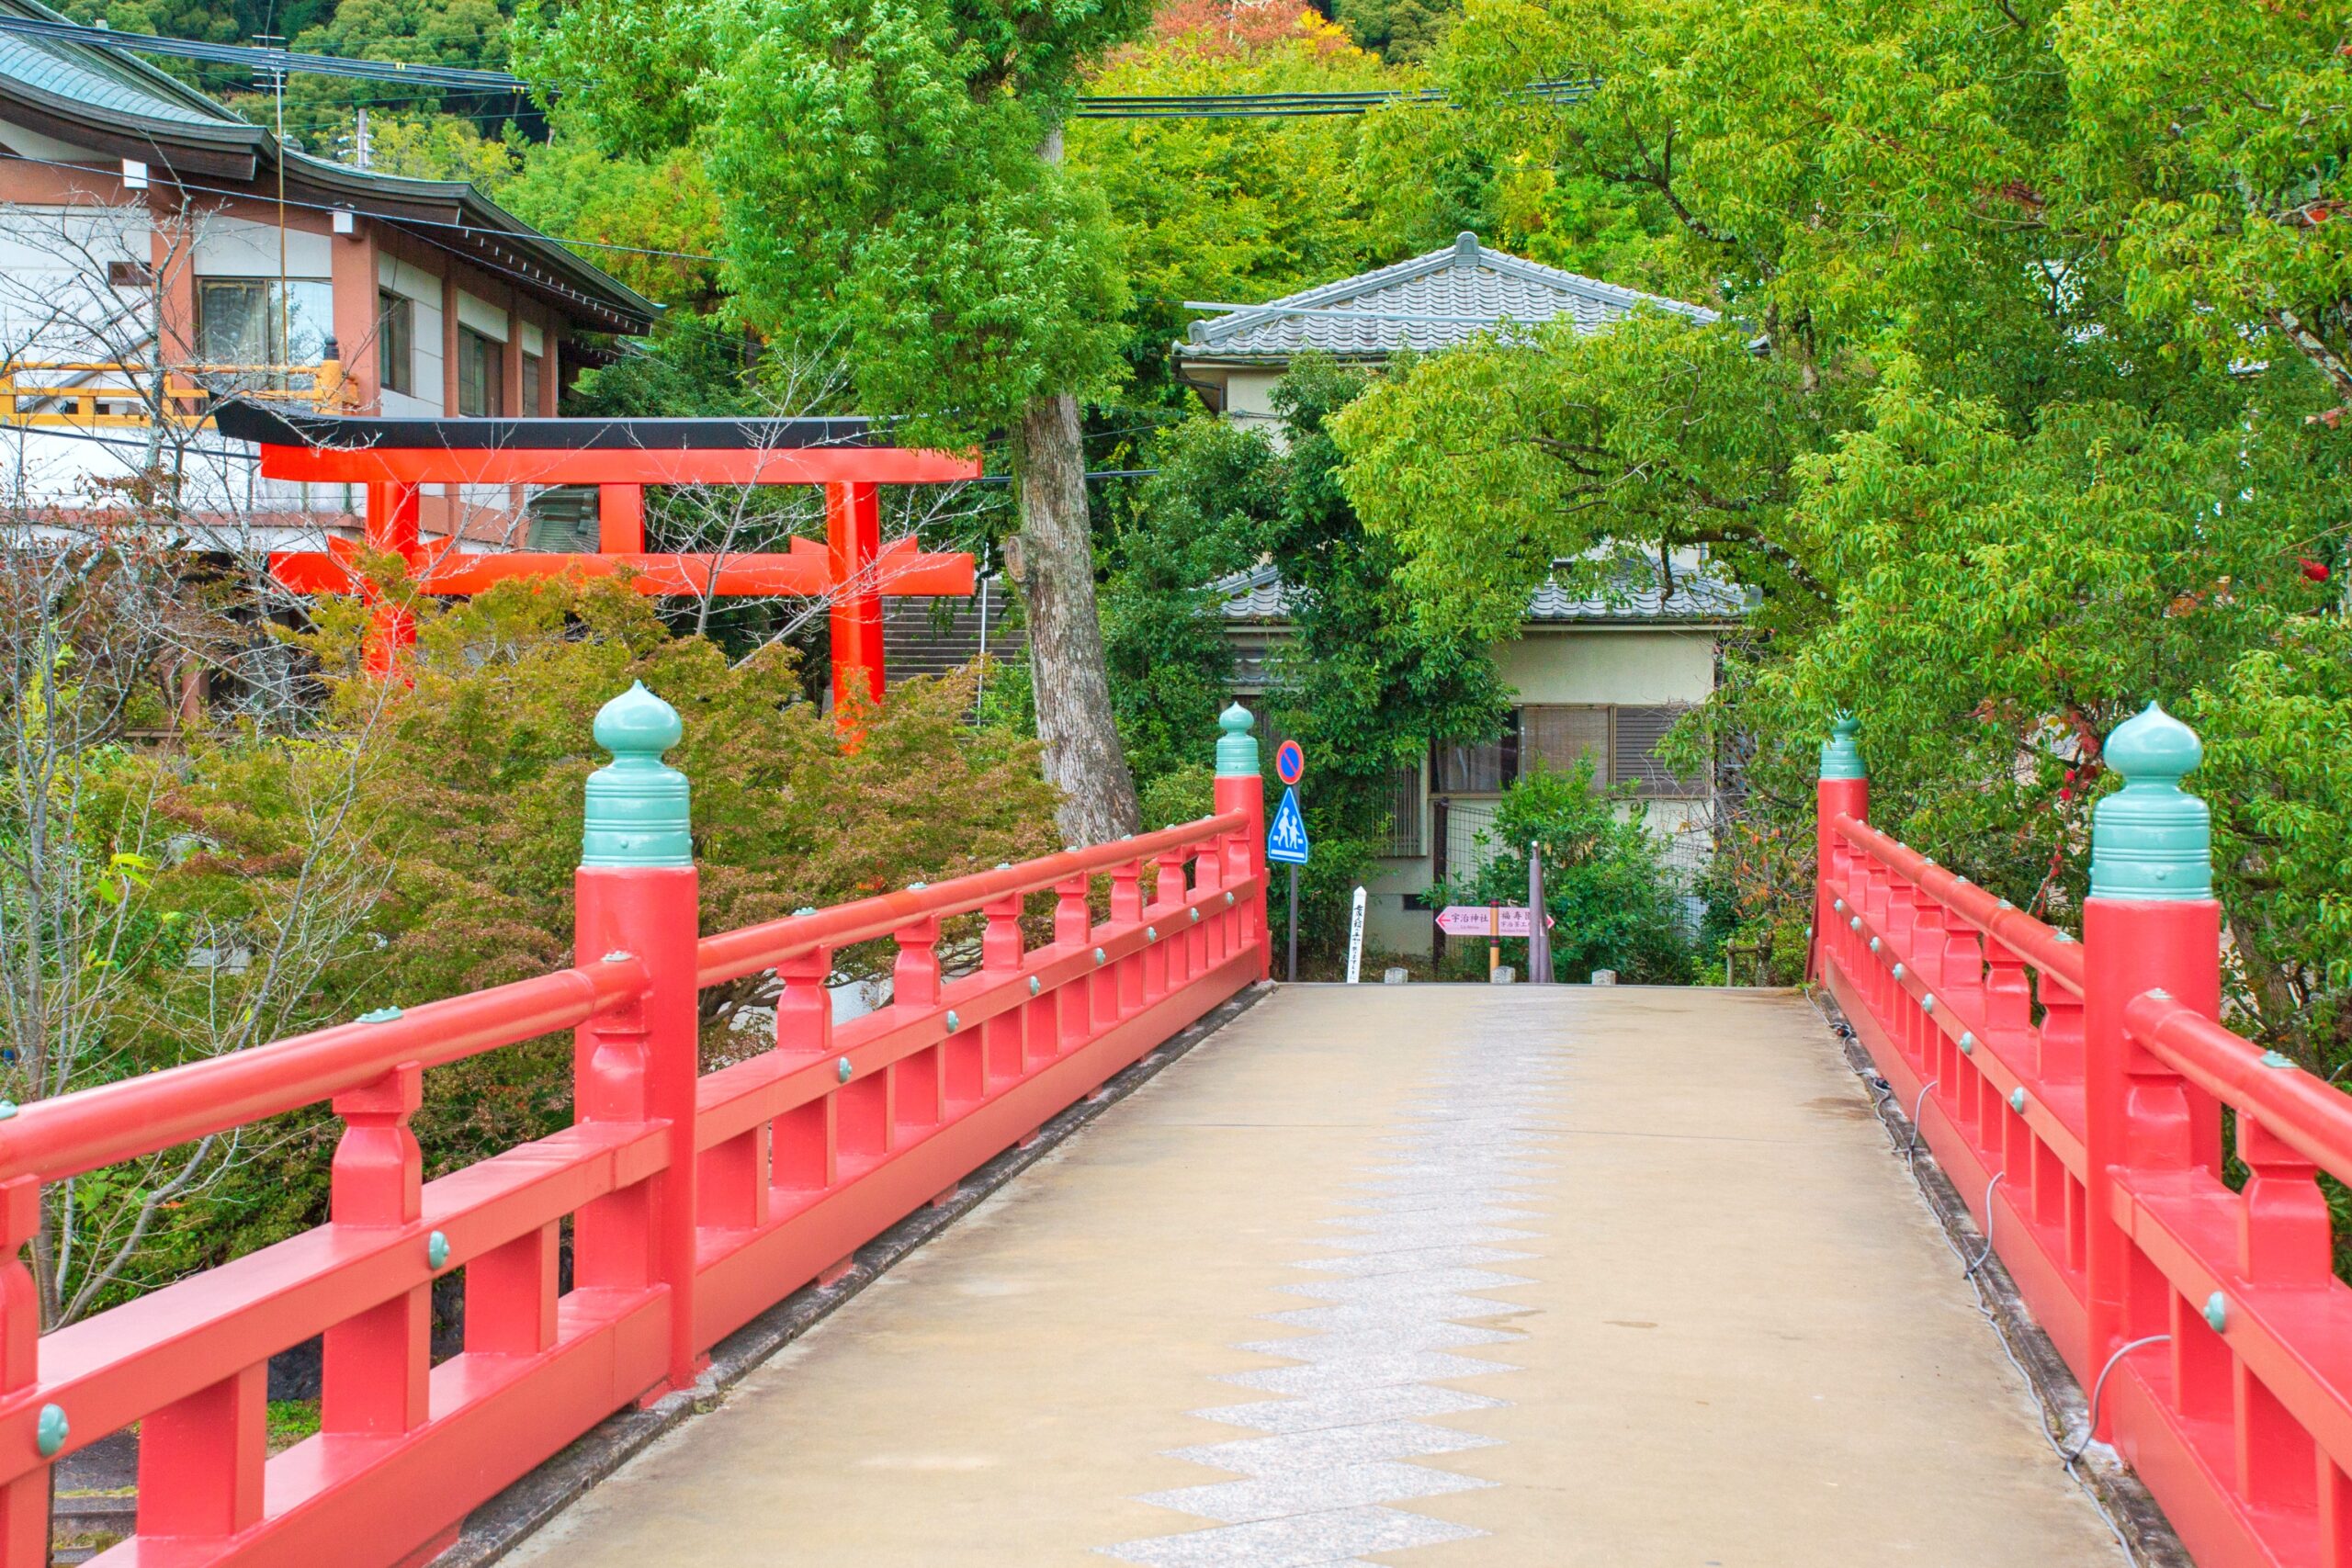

0,360,357,428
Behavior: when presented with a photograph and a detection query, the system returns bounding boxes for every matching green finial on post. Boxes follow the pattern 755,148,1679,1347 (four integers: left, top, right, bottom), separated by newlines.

1819,714,1865,781
582,682,692,868
1216,703,1259,776
2089,702,2210,901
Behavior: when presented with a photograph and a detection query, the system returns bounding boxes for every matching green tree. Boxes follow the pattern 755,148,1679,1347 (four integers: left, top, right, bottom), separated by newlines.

1279,0,2352,1065
1069,9,1497,403
515,0,1153,843
1104,355,1505,959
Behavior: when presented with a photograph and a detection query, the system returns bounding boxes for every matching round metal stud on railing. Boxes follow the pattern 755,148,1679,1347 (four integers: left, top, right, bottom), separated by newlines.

1190,908,1201,924
1804,925,1813,940
997,863,1012,871
0,1101,17,1122
1892,962,1905,980
908,881,927,892
944,1011,960,1034
1093,947,1108,966
1869,938,1882,953
836,1057,853,1084
2009,1088,2029,1114
358,1007,404,1024
794,906,818,918
602,950,634,964
427,1231,450,1269
1834,898,1846,913
2052,931,2075,944
1849,917,1862,931
1029,976,1041,997
34,1404,66,1459
1225,892,1236,907
2204,1292,2229,1333
1147,926,1159,941
1958,1032,1976,1055
2261,1050,2297,1070
1921,994,1936,1014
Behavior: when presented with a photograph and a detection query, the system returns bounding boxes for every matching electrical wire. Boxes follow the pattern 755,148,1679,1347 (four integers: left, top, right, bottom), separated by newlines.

3,13,1599,118
0,148,718,265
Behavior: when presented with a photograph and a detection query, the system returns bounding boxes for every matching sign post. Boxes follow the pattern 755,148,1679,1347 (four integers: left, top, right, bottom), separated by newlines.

1527,840,1550,985
1346,886,1367,984
1435,904,1555,980
1267,754,1310,982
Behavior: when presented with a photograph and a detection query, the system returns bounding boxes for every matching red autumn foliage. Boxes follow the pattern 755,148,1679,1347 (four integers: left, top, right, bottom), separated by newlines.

1146,0,1345,58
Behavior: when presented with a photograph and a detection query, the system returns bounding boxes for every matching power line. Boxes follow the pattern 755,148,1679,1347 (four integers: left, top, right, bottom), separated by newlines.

5,12,1596,118
0,12,523,92
0,148,718,265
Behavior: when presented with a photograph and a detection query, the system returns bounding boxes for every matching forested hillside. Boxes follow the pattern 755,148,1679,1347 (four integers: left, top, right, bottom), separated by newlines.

56,0,2352,1062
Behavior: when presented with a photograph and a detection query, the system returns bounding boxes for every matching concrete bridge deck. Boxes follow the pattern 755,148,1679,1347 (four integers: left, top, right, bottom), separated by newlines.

507,985,2124,1567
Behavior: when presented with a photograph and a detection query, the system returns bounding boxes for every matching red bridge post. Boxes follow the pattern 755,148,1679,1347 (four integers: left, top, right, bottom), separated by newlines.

571,682,706,1400
1813,715,1867,985
1212,705,1267,979
2081,703,2221,1435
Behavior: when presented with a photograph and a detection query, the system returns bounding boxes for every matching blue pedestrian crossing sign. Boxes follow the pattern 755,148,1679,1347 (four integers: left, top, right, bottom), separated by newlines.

1267,786,1311,865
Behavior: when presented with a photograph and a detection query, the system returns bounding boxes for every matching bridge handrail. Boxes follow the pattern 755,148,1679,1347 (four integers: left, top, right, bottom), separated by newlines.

0,960,647,1185
1815,706,2352,1568
0,694,1272,1567
1832,815,2084,995
2127,991,2352,1185
695,811,1250,985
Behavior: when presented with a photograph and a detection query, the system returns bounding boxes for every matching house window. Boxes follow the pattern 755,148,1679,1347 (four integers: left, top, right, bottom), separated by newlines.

378,290,413,396
1431,711,1521,794
1612,704,1706,798
1520,705,1611,779
1430,705,1708,801
457,326,503,416
196,278,333,368
107,261,154,290
520,349,543,416
1380,763,1425,858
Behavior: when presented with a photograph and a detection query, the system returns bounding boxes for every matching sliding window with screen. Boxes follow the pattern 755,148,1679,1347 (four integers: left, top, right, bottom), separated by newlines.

1430,705,1703,801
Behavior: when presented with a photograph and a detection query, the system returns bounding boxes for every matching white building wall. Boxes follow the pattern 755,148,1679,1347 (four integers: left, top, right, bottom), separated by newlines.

1357,626,1723,959
379,255,445,418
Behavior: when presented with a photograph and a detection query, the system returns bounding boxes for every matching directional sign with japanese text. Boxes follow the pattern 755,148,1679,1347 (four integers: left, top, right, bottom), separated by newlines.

1267,786,1311,865
1435,905,1555,937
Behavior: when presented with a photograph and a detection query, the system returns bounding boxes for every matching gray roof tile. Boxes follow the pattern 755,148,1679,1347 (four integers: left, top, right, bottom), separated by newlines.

1179,231,1716,362
1212,563,1748,625
0,0,233,127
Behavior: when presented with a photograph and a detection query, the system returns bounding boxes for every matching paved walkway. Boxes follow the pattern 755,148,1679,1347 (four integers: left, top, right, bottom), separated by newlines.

508,986,2124,1567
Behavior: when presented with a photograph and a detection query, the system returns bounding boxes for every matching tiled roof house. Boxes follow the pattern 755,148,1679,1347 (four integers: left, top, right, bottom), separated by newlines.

1174,235,1736,962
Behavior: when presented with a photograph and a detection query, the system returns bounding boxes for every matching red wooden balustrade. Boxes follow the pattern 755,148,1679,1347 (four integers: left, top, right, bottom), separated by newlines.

0,734,1267,1566
1818,780,2352,1568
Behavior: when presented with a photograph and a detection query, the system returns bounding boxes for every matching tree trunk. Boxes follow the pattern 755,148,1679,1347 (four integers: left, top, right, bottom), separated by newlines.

1012,389,1140,845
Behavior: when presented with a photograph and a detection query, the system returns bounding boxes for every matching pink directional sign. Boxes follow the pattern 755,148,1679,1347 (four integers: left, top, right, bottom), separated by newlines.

1435,905,1554,937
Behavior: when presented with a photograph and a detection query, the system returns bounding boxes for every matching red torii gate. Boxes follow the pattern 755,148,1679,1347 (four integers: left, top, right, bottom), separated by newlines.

216,405,982,700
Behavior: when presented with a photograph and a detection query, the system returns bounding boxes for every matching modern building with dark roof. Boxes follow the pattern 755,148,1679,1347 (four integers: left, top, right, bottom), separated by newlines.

0,0,656,542
1177,238,1738,962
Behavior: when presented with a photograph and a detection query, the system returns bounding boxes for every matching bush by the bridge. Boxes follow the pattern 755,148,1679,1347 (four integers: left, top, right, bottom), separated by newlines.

4,573,1060,1325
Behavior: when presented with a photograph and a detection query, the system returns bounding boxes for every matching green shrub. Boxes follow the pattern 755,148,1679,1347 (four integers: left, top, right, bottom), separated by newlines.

1439,759,1694,985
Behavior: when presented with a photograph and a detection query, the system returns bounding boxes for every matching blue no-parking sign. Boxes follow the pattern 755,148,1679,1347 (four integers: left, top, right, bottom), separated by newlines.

1267,786,1311,865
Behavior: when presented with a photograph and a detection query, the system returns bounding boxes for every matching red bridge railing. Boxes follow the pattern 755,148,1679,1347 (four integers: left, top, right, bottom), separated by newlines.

1814,706,2352,1568
0,691,1269,1567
